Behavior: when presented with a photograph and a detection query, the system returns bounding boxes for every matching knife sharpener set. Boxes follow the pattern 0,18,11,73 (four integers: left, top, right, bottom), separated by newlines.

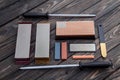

14,12,110,69
55,21,96,60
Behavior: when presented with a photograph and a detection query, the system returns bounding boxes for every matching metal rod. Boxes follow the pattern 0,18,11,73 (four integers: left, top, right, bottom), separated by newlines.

20,64,79,70
20,61,112,70
48,14,96,17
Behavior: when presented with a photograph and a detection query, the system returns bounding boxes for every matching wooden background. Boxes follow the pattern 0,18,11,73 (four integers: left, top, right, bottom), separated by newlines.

0,0,120,80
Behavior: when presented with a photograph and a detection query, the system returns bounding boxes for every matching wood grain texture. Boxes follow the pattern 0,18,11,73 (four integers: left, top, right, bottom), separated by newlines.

0,0,47,26
0,0,120,80
0,0,19,10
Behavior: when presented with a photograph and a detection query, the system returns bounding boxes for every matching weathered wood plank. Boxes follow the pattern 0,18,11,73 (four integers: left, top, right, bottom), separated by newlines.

105,24,120,51
30,0,75,13
83,0,120,33
0,0,47,26
95,6,120,33
0,41,15,62
0,0,19,10
105,69,120,80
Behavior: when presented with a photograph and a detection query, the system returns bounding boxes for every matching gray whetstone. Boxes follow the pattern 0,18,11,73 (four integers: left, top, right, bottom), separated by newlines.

70,44,96,52
35,23,50,58
15,23,32,59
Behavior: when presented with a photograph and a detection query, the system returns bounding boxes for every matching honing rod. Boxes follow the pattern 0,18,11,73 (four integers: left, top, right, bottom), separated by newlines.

23,12,96,18
20,61,112,70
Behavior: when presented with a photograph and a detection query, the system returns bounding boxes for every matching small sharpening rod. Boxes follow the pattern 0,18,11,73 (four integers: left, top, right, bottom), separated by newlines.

20,61,112,70
23,12,96,18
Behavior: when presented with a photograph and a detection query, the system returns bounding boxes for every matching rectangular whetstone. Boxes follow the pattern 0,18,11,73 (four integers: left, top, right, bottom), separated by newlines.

70,44,96,52
72,55,95,59
56,21,95,39
15,23,32,64
55,42,61,60
35,23,50,64
61,42,67,60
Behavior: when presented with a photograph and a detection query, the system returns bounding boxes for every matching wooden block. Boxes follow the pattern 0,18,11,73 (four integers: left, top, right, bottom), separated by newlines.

70,43,96,52
56,21,95,39
15,22,32,64
35,23,50,64
55,42,61,60
72,54,94,59
61,42,67,60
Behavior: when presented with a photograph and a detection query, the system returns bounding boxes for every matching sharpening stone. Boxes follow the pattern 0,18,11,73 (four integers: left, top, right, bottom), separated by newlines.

56,21,95,39
70,43,96,52
15,22,32,64
35,23,50,64
55,42,61,60
61,42,67,60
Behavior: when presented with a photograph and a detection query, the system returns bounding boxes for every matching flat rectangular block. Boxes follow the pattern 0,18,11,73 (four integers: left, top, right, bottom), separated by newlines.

35,23,50,64
72,54,94,59
61,42,67,60
15,22,32,64
55,42,61,60
56,21,95,39
70,43,96,52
